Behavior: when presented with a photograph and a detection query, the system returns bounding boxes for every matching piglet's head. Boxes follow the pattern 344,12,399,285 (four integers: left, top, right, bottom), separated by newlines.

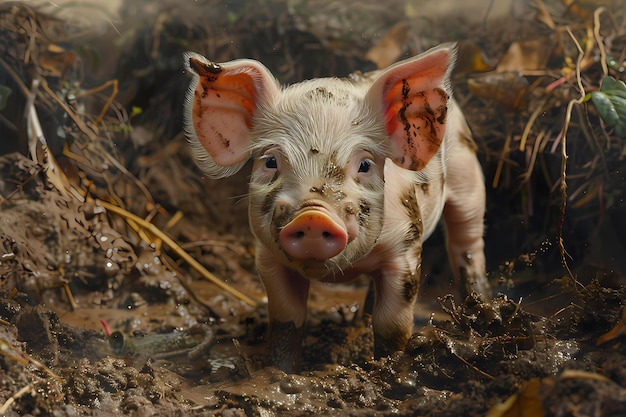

184,45,454,279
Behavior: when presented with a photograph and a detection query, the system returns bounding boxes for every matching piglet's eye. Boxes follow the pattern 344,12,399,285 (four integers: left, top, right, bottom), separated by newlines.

265,156,278,169
358,159,371,173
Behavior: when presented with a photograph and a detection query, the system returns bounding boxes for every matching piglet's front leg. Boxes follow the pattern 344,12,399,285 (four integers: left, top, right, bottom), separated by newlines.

256,246,310,373
370,257,421,359
443,133,489,300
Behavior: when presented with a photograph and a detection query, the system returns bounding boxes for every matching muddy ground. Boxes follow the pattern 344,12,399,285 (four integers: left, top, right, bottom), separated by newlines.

1,0,626,416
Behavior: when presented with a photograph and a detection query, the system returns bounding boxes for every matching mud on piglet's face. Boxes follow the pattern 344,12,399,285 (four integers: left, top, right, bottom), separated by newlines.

246,86,388,278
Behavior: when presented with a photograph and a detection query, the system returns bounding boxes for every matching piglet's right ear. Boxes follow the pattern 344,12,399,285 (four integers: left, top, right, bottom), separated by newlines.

183,52,279,178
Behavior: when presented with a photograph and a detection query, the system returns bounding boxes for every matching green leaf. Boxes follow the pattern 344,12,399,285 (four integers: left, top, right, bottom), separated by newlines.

130,106,143,118
587,76,626,137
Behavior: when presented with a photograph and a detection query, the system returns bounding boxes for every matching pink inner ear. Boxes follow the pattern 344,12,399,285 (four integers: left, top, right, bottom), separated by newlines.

189,58,261,167
377,50,451,171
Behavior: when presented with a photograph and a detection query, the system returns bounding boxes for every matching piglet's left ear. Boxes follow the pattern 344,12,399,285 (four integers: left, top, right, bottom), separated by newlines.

366,44,455,171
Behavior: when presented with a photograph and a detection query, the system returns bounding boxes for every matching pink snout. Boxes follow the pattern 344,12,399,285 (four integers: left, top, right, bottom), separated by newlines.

279,210,348,260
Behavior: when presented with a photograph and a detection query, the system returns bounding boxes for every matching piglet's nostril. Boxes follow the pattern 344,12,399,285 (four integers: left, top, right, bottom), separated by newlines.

279,210,348,260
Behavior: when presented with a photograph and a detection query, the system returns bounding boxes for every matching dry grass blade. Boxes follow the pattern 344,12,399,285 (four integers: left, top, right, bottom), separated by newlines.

596,306,626,346
557,27,587,293
519,97,548,151
559,369,612,383
76,79,119,124
0,383,34,415
520,129,547,184
592,7,609,77
98,200,259,307
0,339,63,384
492,131,512,189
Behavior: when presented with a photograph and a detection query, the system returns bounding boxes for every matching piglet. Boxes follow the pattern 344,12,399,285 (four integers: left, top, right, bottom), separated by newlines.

183,44,489,372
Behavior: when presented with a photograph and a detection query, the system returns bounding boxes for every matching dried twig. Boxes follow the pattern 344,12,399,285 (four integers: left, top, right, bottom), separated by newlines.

0,383,33,414
61,281,77,311
518,97,548,151
76,79,119,124
520,129,547,184
557,27,587,293
0,339,63,384
492,131,512,189
592,7,608,77
97,200,259,307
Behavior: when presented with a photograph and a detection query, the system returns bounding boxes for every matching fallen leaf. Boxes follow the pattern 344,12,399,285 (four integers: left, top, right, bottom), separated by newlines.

486,378,547,417
486,370,613,417
40,44,76,77
495,37,556,73
365,22,410,69
596,306,626,346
